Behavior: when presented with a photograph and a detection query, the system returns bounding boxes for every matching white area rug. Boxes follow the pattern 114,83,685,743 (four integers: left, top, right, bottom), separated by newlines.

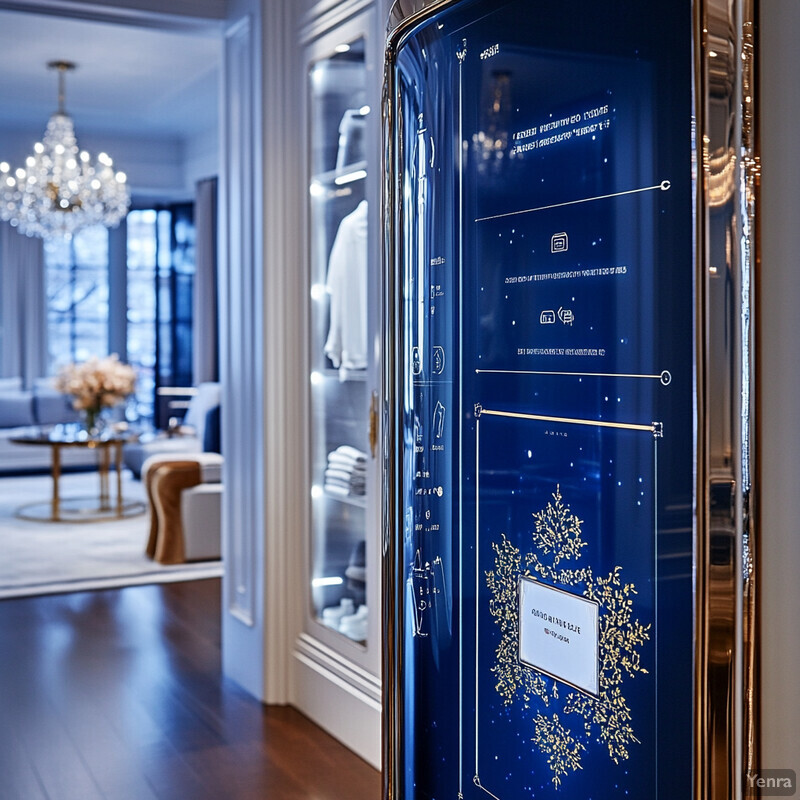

0,470,223,599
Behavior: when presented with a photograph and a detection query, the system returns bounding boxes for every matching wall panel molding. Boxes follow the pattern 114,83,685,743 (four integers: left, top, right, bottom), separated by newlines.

219,6,267,700
258,0,305,705
222,13,259,630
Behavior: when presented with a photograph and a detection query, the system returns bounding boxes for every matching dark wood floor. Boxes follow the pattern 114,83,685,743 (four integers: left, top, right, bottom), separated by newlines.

0,579,381,800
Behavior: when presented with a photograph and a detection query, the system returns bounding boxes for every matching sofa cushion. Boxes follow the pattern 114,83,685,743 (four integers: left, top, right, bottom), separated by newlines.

0,377,23,391
0,391,35,428
34,390,81,426
183,382,221,442
203,405,221,454
124,436,203,480
32,377,56,391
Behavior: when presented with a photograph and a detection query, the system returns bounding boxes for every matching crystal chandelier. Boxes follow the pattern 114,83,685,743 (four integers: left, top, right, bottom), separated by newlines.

0,61,130,239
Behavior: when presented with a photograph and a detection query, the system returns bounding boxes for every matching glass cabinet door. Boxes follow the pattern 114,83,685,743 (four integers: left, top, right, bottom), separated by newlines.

307,36,371,646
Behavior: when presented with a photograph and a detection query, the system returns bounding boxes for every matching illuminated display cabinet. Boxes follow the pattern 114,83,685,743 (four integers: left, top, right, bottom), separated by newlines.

383,0,757,798
295,0,382,767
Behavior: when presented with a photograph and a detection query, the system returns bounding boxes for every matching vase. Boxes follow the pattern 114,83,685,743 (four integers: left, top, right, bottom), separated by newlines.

83,407,104,436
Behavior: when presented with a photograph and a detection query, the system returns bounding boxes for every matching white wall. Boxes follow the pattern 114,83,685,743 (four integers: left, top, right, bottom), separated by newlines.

759,0,800,771
184,124,219,189
0,124,218,200
16,0,226,23
0,126,184,197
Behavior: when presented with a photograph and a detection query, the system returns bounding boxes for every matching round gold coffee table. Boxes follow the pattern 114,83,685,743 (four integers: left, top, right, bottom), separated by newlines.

10,428,146,523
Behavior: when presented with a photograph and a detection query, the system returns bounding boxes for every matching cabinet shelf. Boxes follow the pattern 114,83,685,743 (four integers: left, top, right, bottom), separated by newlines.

312,368,368,383
297,7,380,767
311,160,368,185
307,30,371,653
323,490,367,508
310,160,368,190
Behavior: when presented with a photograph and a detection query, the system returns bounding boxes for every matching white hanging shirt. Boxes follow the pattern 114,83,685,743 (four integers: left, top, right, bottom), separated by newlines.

324,200,368,376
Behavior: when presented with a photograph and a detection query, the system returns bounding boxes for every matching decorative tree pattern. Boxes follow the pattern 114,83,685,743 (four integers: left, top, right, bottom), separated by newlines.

485,485,650,787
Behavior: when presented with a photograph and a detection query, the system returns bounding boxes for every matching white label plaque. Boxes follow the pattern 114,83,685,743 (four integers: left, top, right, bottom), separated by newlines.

518,576,599,696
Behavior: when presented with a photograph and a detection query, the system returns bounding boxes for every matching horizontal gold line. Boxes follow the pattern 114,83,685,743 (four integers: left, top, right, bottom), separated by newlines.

479,408,656,433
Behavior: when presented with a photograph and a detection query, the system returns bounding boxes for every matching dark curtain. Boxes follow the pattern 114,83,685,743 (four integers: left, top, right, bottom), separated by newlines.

0,222,48,386
193,178,219,383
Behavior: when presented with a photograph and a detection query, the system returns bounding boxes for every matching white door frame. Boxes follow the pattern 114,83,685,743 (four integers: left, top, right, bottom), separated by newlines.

1,0,284,703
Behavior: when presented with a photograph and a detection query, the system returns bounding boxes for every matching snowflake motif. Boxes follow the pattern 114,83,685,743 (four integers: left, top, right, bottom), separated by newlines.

530,486,586,567
485,486,650,788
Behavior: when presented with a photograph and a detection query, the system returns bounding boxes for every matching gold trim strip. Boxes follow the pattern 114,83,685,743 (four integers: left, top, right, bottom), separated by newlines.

476,407,659,434
694,0,757,797
742,0,760,793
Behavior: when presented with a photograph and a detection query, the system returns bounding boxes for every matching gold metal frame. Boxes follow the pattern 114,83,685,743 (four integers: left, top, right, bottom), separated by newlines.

695,0,759,797
382,1,759,797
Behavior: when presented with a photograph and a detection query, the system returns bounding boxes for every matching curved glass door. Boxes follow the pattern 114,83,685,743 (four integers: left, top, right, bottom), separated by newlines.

307,37,371,646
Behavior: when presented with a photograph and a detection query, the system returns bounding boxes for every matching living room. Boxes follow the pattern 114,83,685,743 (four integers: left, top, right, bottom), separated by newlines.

0,6,224,594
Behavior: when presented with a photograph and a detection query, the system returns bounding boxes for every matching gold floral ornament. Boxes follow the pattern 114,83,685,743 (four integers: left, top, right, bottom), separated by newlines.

485,485,650,787
531,486,587,567
533,713,584,788
55,354,136,432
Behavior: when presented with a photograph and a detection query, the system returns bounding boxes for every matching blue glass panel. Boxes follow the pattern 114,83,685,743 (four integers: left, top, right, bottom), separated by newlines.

393,0,694,797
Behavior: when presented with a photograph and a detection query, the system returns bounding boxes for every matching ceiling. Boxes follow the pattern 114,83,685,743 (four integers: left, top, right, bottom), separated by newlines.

0,7,221,141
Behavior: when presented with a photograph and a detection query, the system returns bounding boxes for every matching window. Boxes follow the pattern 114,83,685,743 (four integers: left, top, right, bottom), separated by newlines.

45,225,109,368
127,209,163,421
127,205,196,426
43,205,195,427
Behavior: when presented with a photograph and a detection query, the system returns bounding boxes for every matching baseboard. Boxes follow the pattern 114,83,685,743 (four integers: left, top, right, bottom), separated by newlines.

292,638,382,770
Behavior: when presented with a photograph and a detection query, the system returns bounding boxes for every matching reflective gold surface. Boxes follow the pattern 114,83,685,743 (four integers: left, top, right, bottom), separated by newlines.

694,0,758,798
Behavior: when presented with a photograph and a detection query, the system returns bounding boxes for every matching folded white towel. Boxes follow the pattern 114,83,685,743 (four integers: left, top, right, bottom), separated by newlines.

334,445,368,462
324,483,350,496
327,454,367,472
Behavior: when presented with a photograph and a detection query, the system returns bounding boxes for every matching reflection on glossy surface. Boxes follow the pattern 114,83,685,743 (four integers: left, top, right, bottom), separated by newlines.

695,0,759,797
308,36,371,643
0,581,380,799
381,0,757,797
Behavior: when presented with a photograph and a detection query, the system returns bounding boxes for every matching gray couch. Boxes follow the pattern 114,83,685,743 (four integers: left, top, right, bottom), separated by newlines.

0,377,98,473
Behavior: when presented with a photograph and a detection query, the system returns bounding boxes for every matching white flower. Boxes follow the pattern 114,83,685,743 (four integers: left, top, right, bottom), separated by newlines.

56,354,137,412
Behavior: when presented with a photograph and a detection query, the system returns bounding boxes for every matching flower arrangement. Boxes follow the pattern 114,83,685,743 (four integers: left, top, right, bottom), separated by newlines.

55,354,137,432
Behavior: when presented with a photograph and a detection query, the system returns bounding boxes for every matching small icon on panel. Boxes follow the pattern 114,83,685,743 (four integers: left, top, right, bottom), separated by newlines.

409,550,447,638
551,231,569,253
558,307,574,325
540,310,556,324
412,347,422,375
433,401,446,439
410,550,430,637
432,346,445,374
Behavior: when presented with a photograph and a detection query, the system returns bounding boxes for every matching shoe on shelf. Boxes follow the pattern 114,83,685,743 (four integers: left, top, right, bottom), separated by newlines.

321,597,354,629
339,604,368,641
